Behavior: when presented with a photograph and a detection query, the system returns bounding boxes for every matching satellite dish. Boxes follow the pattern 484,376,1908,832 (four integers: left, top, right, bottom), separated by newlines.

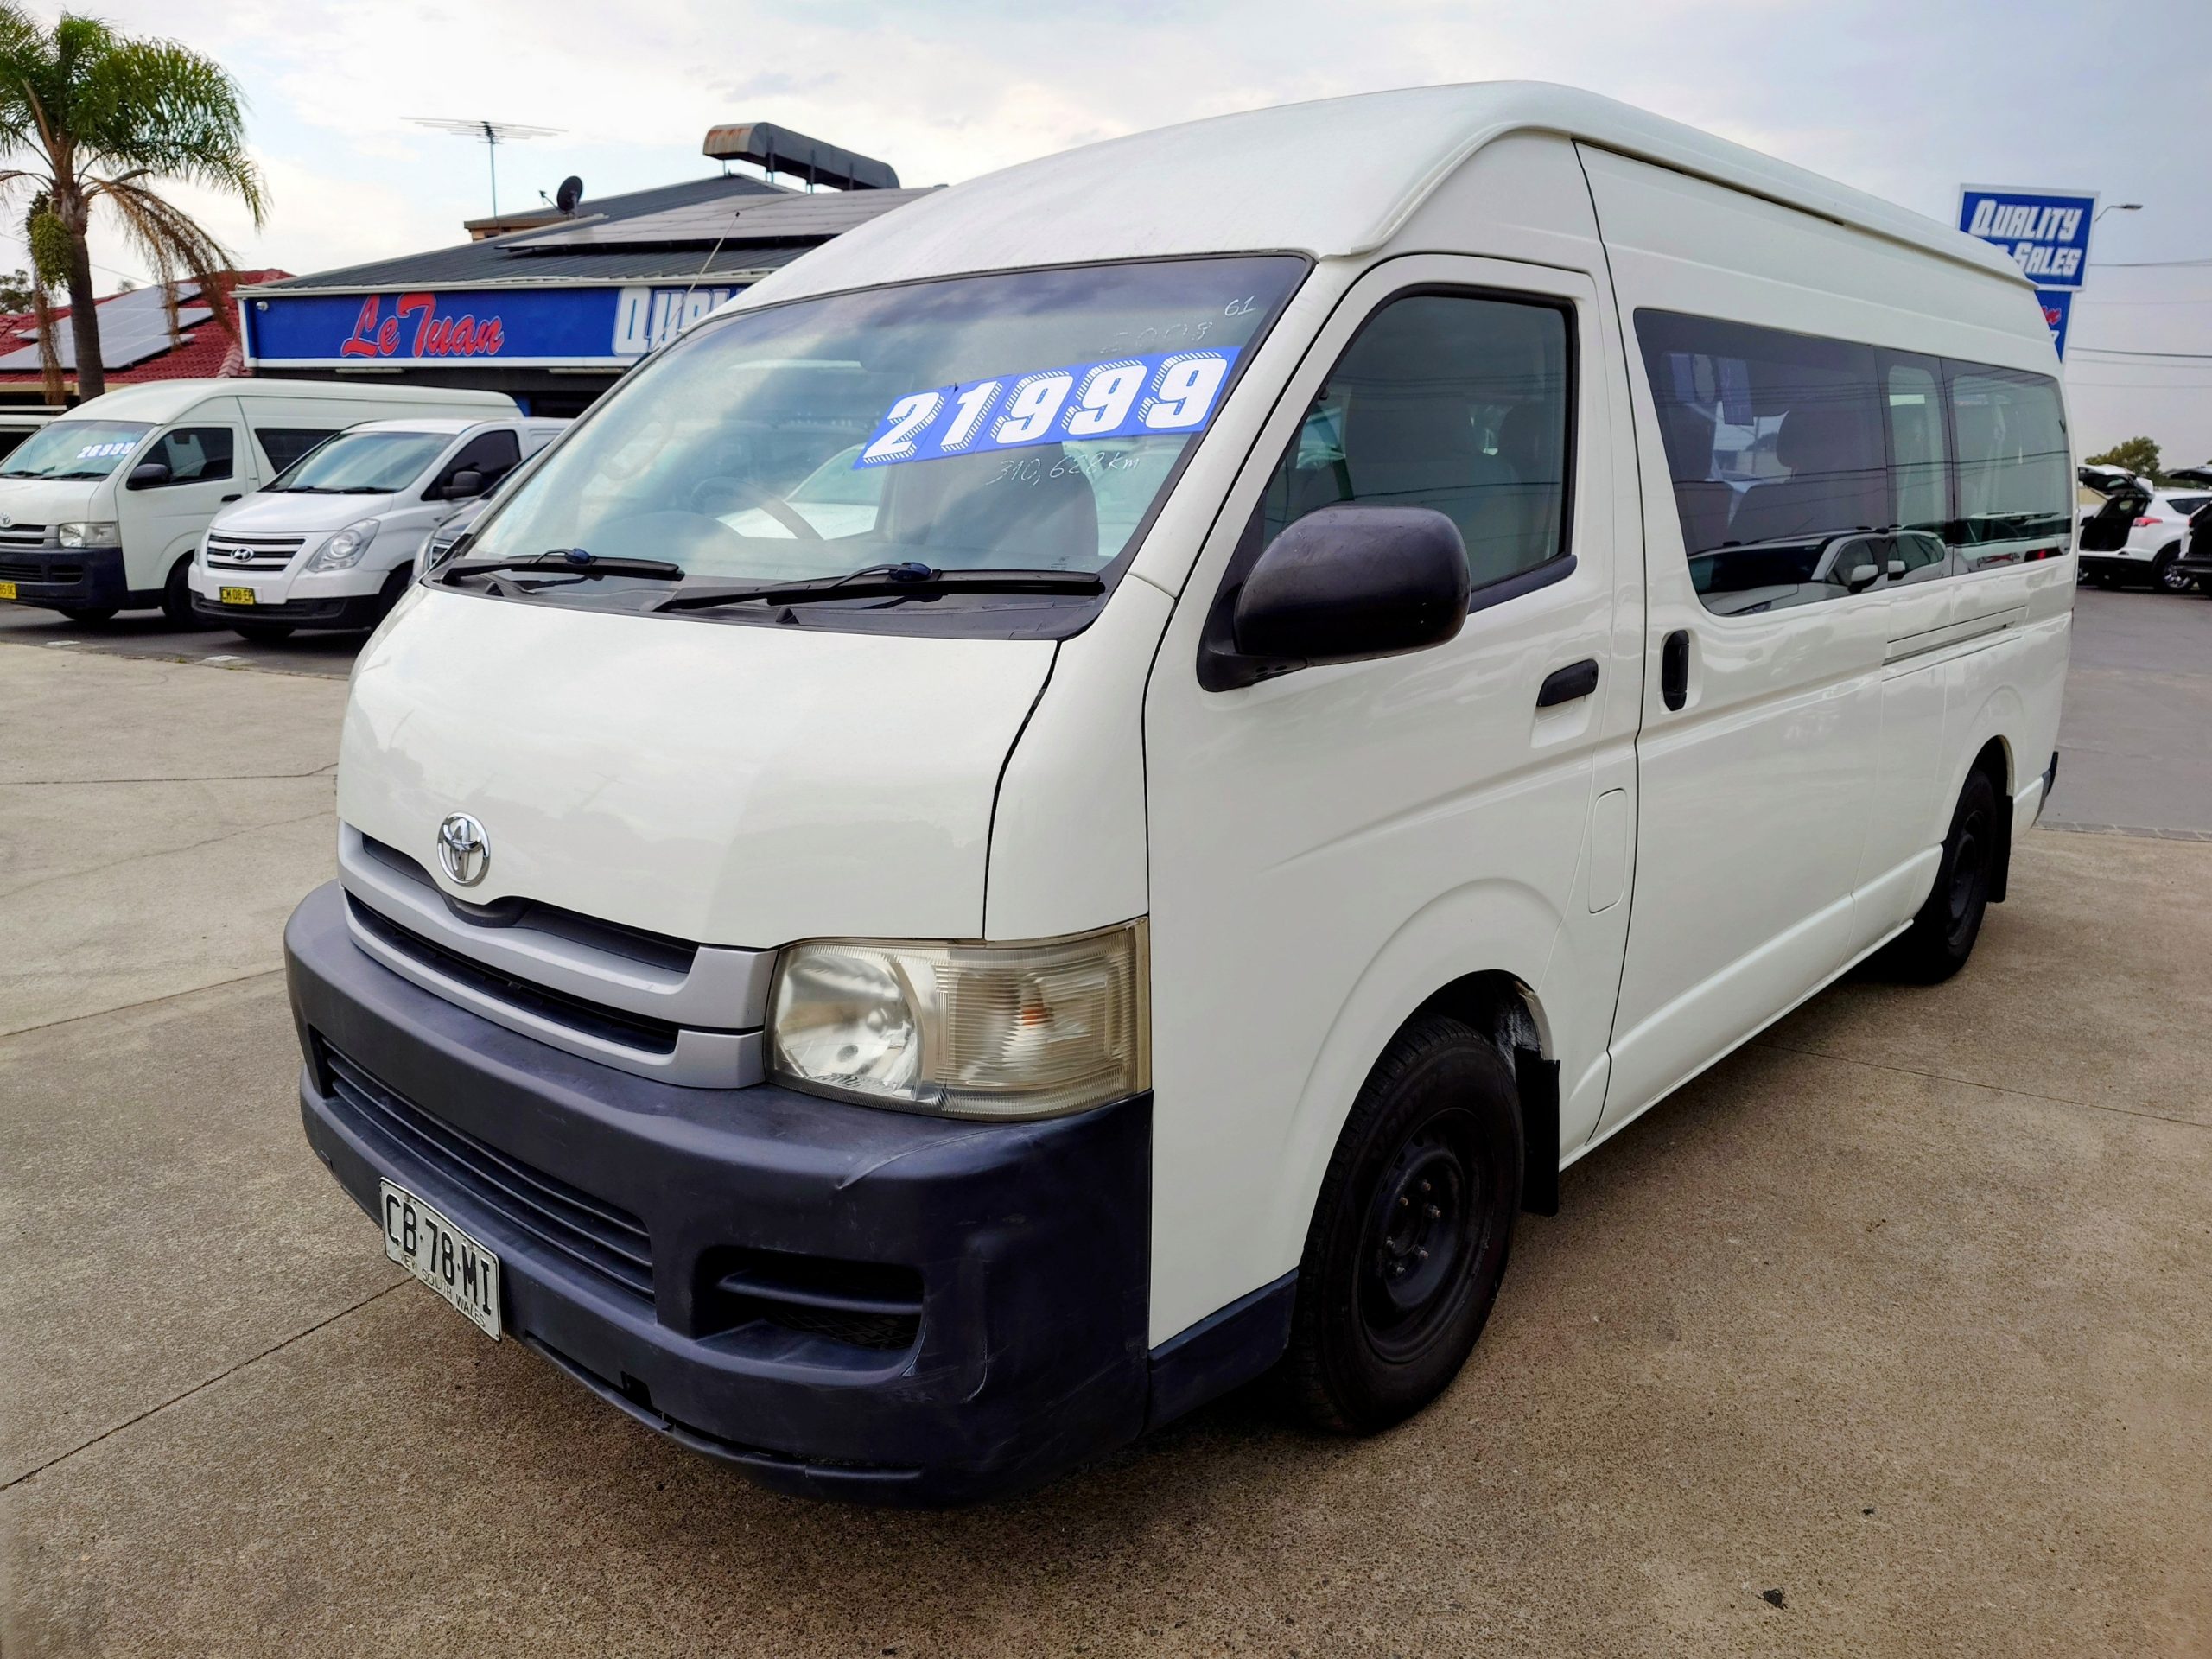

555,175,583,215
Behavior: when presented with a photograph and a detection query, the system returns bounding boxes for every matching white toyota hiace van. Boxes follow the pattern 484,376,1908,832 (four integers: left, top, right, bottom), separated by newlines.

0,378,515,623
287,85,2073,1504
188,416,567,641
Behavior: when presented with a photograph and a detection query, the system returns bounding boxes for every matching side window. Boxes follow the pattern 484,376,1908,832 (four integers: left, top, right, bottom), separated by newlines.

145,425,235,484
436,430,523,493
1945,365,2069,556
1260,291,1573,588
1636,310,1887,615
256,428,337,473
1883,356,1950,537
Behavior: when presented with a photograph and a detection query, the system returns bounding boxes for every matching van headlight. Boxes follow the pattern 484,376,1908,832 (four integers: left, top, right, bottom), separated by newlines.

767,922,1148,1118
307,518,379,571
57,521,117,548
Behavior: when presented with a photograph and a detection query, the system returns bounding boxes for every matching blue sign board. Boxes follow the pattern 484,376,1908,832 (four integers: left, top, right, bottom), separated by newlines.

244,282,747,367
1956,186,2096,289
2035,289,2074,360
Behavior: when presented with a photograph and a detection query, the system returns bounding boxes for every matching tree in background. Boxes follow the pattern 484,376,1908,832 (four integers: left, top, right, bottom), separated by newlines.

0,7,264,401
2084,436,2163,480
27,194,68,403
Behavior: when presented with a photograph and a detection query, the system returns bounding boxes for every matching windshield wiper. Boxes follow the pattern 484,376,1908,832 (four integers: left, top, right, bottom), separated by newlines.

658,563,1105,613
440,548,686,585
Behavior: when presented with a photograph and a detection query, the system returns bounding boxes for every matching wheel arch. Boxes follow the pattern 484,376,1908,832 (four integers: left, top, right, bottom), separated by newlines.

1264,880,1562,1290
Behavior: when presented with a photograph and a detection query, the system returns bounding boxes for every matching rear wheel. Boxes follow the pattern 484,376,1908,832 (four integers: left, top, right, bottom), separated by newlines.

231,621,295,644
2153,547,2190,594
1885,768,2000,983
57,605,116,625
1285,1016,1522,1433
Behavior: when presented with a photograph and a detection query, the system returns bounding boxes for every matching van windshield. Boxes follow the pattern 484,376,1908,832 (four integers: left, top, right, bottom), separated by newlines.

452,256,1306,626
0,419,154,480
270,429,452,493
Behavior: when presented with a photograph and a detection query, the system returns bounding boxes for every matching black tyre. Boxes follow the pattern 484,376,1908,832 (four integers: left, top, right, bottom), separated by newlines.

1285,1016,1522,1433
1885,768,2000,983
160,556,207,627
369,563,412,625
231,621,296,644
2152,548,2190,594
58,605,116,624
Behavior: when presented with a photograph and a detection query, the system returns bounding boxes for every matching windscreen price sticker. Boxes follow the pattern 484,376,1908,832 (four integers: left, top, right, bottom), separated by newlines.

75,440,136,461
855,346,1240,470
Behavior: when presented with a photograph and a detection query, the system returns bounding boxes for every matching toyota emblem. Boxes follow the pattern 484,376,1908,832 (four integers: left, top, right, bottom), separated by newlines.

435,812,490,886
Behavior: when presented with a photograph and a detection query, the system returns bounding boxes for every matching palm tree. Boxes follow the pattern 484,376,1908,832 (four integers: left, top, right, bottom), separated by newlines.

0,8,264,401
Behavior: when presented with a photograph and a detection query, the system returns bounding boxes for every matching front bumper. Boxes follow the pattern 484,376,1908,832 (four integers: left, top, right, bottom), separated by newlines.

0,544,132,609
193,588,391,630
285,880,1154,1505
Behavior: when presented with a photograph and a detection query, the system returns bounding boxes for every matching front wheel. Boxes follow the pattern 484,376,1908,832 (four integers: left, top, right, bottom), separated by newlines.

1285,1016,1522,1433
160,557,207,627
2153,548,2191,594
1884,769,2000,983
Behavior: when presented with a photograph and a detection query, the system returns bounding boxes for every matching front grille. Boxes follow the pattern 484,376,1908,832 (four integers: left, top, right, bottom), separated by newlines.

359,833,699,973
0,556,77,582
204,532,304,571
0,524,49,547
320,1041,655,1302
347,892,683,1054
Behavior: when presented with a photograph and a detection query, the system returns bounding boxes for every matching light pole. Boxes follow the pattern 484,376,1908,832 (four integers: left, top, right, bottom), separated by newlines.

2094,202,2142,224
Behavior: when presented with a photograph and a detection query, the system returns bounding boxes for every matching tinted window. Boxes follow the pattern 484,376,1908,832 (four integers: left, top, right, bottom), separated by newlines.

1260,291,1572,587
1638,311,1889,614
436,429,522,492
146,425,234,483
1885,358,1949,536
256,427,338,473
1947,365,2069,550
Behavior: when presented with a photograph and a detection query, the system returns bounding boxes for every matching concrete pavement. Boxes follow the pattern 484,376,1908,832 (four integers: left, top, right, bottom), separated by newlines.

3,593,2209,1656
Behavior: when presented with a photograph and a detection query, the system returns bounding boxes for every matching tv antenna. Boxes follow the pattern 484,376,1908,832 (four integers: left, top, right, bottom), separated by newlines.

407,117,565,218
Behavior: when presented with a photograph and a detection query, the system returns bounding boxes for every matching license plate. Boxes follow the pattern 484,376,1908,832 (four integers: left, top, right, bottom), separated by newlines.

0,580,16,600
218,585,255,605
380,1179,500,1338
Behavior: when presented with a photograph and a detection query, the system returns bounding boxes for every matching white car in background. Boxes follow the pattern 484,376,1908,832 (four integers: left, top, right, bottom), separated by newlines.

189,416,566,641
2076,464,2212,592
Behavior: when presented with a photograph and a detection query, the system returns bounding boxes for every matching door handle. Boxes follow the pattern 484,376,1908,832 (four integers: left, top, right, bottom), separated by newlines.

220,493,241,502
1536,658,1599,708
1660,630,1690,711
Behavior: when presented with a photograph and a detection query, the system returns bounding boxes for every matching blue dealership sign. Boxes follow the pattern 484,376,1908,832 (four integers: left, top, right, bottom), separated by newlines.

1956,185,2097,289
2035,289,2074,359
243,282,748,367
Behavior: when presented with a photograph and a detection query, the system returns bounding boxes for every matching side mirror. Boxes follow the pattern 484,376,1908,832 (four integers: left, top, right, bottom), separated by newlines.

1200,505,1470,691
442,468,485,500
1828,532,1886,592
126,461,172,490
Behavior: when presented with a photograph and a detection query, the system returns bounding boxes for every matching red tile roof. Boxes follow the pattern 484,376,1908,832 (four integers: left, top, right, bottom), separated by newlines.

0,270,289,389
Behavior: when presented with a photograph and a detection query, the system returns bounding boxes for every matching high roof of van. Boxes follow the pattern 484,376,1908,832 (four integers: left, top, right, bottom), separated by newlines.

55,378,516,423
741,82,2027,308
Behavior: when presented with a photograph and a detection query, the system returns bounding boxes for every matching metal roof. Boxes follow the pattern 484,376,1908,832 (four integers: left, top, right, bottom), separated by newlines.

506,186,938,250
737,81,2030,314
0,283,213,370
248,173,806,295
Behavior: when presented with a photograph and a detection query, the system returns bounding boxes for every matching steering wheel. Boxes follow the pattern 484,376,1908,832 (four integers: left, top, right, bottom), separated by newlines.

690,475,822,540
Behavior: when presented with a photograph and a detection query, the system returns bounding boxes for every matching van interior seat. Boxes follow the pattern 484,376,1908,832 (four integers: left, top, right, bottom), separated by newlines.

1344,393,1526,582
880,445,1100,569
1655,401,1734,556
1726,404,1870,545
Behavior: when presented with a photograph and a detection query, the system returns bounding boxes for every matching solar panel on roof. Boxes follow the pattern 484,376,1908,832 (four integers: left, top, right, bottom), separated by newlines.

0,283,212,372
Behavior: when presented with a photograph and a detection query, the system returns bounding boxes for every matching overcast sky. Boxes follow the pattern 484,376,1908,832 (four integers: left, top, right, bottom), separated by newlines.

15,0,2212,462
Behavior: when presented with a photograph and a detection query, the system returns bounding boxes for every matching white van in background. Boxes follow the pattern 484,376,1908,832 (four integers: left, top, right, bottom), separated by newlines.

0,378,517,624
286,84,2072,1505
190,416,567,641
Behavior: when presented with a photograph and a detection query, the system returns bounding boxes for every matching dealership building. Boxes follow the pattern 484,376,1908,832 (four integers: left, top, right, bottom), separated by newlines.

238,124,921,417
